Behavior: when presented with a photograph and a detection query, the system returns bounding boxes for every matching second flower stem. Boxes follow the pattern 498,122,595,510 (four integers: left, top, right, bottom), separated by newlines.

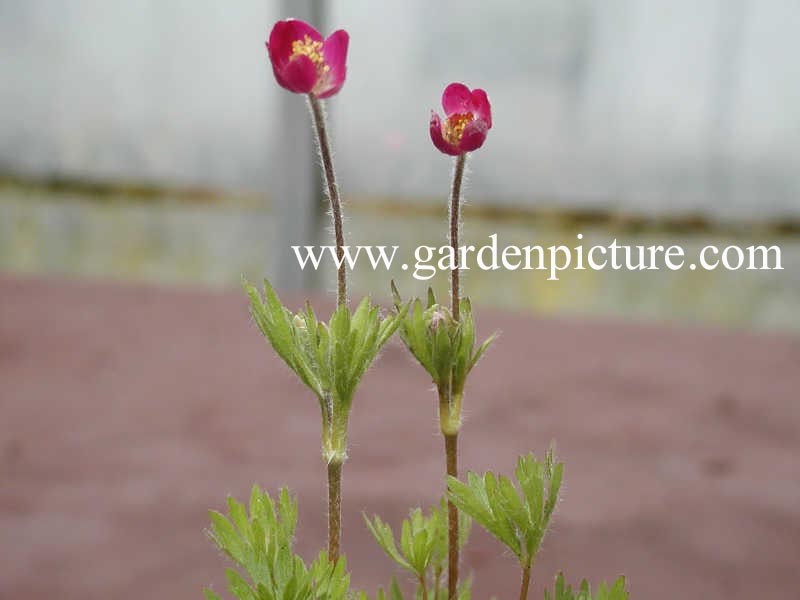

445,152,466,600
449,153,466,317
308,94,347,308
445,432,459,600
327,460,343,563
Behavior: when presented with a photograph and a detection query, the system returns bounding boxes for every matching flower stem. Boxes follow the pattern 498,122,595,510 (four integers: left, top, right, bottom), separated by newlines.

445,432,459,600
419,573,429,600
519,564,531,600
443,153,467,600
443,153,467,599
308,94,347,308
309,94,346,562
327,460,343,563
449,153,467,318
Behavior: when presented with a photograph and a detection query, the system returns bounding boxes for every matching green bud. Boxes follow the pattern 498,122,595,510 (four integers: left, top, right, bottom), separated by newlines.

392,283,496,435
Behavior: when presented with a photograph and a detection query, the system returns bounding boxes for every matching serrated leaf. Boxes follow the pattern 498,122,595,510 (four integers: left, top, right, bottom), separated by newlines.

228,496,252,544
208,487,356,600
210,510,245,565
543,573,629,600
448,452,564,569
363,514,412,571
545,462,563,521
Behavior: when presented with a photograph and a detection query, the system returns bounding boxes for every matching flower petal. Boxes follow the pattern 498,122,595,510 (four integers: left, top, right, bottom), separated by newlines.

267,19,323,68
316,29,349,98
266,41,291,89
458,119,489,153
442,83,473,117
280,54,318,94
430,111,460,156
470,89,492,129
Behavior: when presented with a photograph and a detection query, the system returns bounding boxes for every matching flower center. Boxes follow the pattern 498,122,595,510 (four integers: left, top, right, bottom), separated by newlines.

290,35,330,75
443,112,474,145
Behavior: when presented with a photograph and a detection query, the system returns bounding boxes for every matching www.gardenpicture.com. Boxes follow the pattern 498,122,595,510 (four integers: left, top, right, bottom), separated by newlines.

292,233,783,281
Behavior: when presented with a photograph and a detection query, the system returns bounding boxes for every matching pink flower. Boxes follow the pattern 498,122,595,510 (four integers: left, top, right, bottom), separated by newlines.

266,19,349,98
430,83,492,156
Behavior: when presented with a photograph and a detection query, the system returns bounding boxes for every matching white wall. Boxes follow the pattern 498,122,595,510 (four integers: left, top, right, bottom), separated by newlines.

2,0,798,220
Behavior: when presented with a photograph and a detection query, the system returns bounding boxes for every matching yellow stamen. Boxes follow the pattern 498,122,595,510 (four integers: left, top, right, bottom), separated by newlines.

290,35,330,75
443,112,474,145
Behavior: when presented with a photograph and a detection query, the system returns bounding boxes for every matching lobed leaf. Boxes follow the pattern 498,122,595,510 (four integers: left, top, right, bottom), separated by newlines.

206,487,351,600
544,573,628,600
363,504,445,587
446,451,564,569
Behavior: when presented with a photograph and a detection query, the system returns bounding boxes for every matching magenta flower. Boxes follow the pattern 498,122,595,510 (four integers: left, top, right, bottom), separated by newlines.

430,83,492,156
266,19,349,98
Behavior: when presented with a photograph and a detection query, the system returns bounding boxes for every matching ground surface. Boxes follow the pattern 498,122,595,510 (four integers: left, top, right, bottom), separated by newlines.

1,275,798,600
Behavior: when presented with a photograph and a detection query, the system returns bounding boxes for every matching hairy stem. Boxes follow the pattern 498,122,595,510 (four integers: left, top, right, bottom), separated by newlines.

449,153,467,318
444,153,467,600
327,460,343,563
519,564,531,600
445,432,459,600
308,94,347,307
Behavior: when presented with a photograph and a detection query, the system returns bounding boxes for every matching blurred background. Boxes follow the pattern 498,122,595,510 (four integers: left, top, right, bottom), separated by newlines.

2,0,799,328
1,1,798,600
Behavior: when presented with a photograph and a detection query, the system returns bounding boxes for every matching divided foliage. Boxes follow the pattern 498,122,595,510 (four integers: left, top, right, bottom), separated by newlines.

364,499,471,599
246,279,407,460
446,449,563,569
544,573,629,600
391,283,496,434
204,474,627,600
205,486,350,600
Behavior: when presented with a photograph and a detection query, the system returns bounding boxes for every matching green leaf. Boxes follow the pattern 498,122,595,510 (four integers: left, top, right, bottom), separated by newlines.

497,475,528,531
363,514,411,571
608,576,628,600
226,568,257,600
456,573,472,600
228,496,252,544
389,578,404,600
207,486,355,600
426,287,437,309
469,332,497,372
209,510,245,565
543,573,629,600
391,286,496,435
246,279,406,463
545,462,563,521
364,504,444,582
447,451,564,569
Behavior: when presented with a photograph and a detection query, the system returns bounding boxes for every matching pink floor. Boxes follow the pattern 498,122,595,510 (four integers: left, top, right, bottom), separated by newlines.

1,275,798,600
